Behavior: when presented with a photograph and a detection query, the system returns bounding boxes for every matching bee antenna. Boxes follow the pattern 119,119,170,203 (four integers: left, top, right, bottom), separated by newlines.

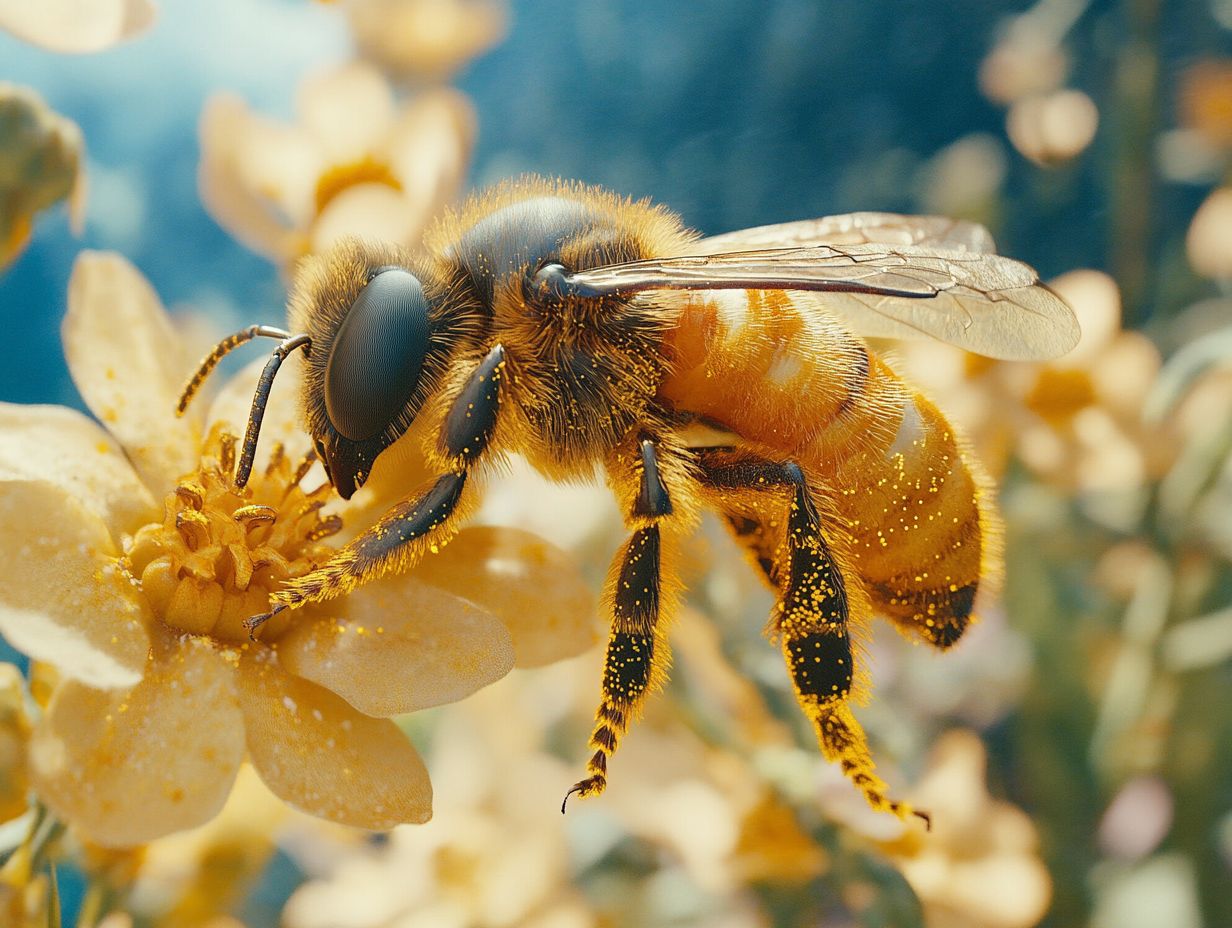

234,334,312,489
177,324,296,416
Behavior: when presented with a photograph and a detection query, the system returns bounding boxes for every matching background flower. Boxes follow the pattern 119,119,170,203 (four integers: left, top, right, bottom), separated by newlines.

199,62,474,266
0,0,154,53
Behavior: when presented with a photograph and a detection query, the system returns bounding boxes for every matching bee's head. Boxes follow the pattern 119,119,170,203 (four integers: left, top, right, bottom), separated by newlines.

291,241,463,499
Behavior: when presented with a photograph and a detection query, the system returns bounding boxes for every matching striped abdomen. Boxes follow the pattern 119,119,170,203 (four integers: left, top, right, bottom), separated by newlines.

659,288,998,646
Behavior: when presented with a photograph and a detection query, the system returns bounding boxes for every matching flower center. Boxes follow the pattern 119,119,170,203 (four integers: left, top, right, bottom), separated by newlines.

313,156,403,217
125,427,342,644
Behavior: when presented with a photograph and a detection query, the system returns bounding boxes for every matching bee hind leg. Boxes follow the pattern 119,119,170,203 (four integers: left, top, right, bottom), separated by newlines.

694,448,925,824
564,436,684,811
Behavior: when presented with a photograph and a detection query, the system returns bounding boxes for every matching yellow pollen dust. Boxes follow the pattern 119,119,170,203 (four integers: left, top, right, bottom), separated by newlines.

124,426,342,643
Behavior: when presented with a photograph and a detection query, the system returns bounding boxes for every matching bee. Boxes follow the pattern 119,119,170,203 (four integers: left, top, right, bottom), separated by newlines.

178,176,1078,822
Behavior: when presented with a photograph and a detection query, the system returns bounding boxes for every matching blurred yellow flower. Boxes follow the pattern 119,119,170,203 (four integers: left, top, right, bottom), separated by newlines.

283,673,596,928
883,729,1052,928
0,83,86,269
1006,89,1099,166
344,0,508,82
1186,187,1232,280
1178,59,1232,150
199,62,473,266
128,765,288,927
0,0,153,53
979,19,1069,106
896,269,1165,495
0,664,31,824
0,251,595,847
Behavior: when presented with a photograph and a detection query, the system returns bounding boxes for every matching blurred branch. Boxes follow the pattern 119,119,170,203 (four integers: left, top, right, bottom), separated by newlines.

1108,0,1162,325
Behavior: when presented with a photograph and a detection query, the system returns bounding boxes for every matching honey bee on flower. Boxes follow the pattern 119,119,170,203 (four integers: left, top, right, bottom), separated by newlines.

0,251,595,847
183,175,1078,822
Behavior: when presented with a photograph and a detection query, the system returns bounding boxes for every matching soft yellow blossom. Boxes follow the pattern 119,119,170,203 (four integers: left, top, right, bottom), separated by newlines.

0,0,153,53
199,62,473,265
344,0,508,82
895,269,1166,494
0,83,86,268
1178,59,1232,151
0,664,31,824
882,730,1052,928
1006,89,1099,166
0,251,596,847
979,18,1069,106
1186,187,1232,280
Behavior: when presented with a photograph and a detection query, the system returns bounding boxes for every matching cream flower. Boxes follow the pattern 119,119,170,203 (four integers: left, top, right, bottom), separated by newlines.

344,0,508,82
0,251,596,847
199,62,473,266
0,664,31,824
0,84,86,269
881,730,1052,928
895,269,1166,495
0,0,153,53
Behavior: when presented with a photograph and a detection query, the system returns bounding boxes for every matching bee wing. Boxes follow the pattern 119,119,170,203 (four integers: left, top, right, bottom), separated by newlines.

559,242,1079,361
693,212,997,254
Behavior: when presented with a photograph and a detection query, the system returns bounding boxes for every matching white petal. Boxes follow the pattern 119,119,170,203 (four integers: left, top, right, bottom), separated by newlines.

29,635,245,847
0,0,154,53
278,575,514,716
308,183,426,254
63,251,201,491
198,94,321,260
0,480,150,688
239,652,433,829
297,63,395,164
0,402,158,538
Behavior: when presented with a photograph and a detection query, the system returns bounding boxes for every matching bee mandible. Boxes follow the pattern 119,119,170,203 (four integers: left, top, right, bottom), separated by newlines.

178,176,1079,822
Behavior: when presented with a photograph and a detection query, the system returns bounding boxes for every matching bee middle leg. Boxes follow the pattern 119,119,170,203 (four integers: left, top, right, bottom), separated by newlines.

563,435,687,810
694,448,923,823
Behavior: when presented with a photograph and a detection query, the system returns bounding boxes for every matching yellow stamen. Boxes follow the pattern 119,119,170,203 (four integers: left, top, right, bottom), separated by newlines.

125,426,342,643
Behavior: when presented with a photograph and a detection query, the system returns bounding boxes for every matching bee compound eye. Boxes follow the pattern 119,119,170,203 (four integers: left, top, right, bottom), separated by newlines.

325,268,432,442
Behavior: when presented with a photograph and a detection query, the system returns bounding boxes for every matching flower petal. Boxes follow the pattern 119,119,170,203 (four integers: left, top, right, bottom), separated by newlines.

63,252,202,491
28,635,245,847
198,94,321,260
308,183,425,256
0,0,154,53
384,87,474,225
418,526,600,667
296,63,395,164
278,575,514,716
0,480,150,688
238,652,432,828
0,402,158,537
348,0,508,81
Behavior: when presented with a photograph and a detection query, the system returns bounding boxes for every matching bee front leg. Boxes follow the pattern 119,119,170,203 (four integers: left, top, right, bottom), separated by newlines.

693,448,925,824
564,436,686,811
248,346,506,633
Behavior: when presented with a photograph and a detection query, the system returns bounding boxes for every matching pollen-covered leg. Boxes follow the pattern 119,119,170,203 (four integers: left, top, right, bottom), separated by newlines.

564,438,683,810
777,468,922,823
249,346,505,632
693,448,922,823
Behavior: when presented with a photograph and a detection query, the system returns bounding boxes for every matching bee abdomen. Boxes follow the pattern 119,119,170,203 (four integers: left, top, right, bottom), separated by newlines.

660,289,996,645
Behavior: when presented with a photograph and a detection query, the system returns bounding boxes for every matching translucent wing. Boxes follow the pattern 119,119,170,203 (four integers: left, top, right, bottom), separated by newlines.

694,212,997,255
550,240,1078,361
